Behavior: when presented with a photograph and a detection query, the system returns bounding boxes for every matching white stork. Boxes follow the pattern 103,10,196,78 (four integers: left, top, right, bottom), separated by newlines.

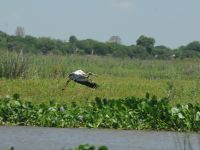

62,70,98,90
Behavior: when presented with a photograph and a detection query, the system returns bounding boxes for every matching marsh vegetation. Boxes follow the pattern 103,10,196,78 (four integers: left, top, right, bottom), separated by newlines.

0,51,200,104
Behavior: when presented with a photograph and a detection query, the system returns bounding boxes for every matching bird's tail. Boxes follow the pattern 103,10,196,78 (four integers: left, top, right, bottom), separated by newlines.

89,82,99,89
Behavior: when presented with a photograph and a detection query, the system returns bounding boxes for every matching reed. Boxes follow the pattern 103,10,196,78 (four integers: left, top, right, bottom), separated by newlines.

0,50,29,78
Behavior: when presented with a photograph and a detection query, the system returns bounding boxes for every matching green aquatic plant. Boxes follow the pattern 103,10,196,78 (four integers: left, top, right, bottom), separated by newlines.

0,94,199,131
68,144,108,150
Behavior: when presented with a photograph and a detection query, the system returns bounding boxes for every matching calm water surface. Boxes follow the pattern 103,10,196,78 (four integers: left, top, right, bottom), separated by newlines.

0,126,199,150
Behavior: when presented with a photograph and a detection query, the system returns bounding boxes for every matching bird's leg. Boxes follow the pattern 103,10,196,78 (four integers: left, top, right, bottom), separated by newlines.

62,79,71,91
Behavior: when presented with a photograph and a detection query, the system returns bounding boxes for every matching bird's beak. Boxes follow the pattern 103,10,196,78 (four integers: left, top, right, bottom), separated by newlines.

89,72,98,76
91,73,98,77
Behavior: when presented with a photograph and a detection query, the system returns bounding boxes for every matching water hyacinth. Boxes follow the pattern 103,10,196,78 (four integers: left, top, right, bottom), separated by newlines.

78,115,84,122
196,112,200,121
68,144,108,150
60,106,65,112
171,107,179,114
178,113,185,119
0,94,199,132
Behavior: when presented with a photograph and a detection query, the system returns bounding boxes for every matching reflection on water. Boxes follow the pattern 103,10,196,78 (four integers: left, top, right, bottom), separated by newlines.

0,126,199,150
174,133,200,150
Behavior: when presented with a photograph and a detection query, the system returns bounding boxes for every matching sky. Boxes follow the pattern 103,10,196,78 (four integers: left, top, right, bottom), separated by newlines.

0,0,200,48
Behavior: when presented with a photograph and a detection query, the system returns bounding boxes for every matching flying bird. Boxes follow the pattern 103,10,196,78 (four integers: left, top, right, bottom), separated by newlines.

62,70,98,90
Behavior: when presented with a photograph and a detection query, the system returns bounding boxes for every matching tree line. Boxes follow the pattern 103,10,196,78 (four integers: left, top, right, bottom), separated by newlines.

0,30,200,59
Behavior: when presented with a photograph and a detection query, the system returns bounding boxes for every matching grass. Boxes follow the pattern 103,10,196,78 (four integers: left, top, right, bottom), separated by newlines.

0,52,200,104
0,50,28,78
0,77,199,105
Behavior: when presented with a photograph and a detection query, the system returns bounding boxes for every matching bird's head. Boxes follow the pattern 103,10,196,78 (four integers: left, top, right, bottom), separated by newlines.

68,73,73,78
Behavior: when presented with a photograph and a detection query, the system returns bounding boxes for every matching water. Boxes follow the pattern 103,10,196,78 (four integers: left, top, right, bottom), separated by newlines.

0,126,199,150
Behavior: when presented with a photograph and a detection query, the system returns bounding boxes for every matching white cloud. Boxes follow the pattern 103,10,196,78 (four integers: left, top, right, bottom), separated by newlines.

112,0,134,10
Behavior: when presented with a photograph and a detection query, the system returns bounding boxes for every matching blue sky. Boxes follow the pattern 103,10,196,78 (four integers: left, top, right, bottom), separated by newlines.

0,0,200,48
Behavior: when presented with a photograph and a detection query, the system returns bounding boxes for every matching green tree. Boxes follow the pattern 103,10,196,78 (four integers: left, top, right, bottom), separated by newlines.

69,35,78,44
127,45,148,58
93,42,109,55
69,35,78,53
175,41,200,58
76,39,97,54
108,43,129,58
136,35,155,54
36,37,55,54
185,41,200,52
153,45,172,59
0,31,8,49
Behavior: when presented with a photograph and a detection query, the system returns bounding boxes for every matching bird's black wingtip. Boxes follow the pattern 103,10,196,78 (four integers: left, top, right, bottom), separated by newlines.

92,83,99,89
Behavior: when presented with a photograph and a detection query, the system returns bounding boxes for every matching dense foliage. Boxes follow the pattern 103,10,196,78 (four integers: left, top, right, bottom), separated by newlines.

0,94,199,132
1,30,200,58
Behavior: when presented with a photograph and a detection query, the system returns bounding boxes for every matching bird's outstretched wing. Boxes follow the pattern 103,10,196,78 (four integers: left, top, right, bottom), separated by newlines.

74,76,98,88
